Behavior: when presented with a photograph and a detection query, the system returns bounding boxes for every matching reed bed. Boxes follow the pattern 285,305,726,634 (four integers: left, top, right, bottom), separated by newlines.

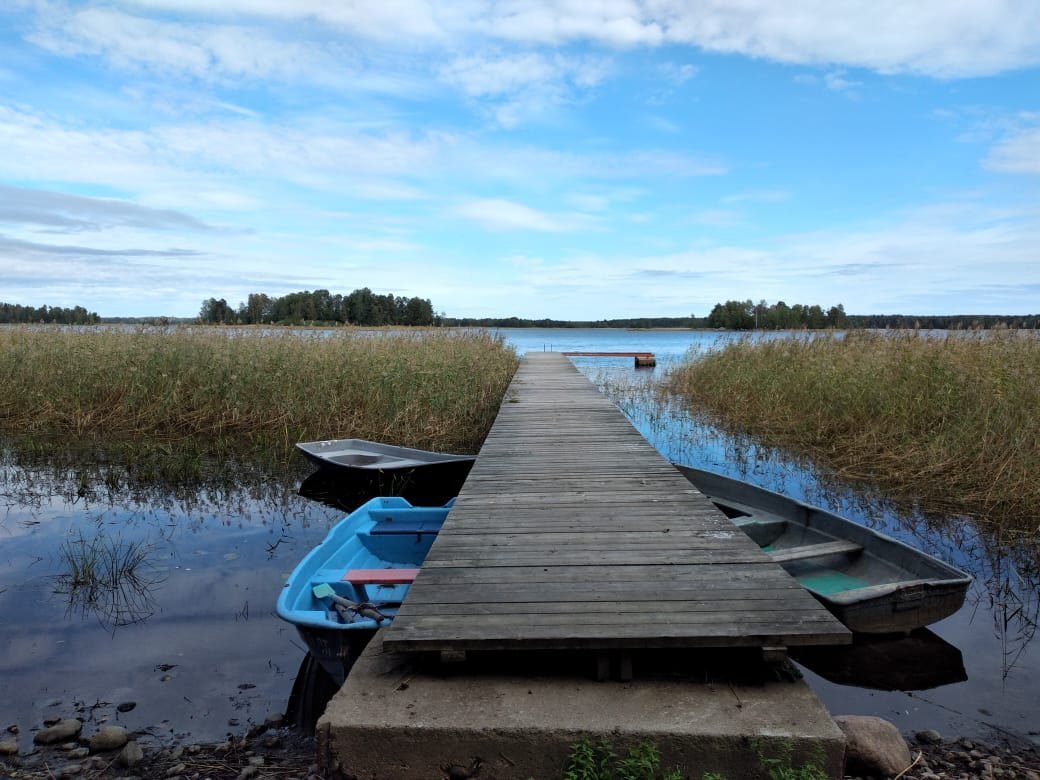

0,326,518,461
667,330,1040,533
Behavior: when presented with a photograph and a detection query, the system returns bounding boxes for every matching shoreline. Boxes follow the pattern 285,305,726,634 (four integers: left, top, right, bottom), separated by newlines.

4,711,1039,779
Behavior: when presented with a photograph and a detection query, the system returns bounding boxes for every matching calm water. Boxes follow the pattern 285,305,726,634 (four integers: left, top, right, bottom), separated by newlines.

0,328,1036,747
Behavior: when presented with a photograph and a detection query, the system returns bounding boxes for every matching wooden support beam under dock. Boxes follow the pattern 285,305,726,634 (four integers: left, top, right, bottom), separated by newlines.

382,352,850,655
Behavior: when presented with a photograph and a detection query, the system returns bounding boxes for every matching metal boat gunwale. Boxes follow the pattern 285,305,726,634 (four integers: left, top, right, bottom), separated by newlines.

674,464,972,633
295,438,476,472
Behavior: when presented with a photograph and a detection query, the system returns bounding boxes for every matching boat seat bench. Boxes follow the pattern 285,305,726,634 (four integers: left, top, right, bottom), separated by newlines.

768,540,862,564
342,568,420,585
342,568,419,602
370,519,443,535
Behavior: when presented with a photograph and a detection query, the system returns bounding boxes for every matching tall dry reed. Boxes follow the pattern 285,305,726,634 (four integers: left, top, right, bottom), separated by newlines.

0,326,518,458
667,330,1040,532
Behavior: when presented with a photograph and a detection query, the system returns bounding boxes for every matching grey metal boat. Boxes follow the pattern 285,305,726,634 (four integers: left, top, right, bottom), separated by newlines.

675,465,972,634
295,438,475,474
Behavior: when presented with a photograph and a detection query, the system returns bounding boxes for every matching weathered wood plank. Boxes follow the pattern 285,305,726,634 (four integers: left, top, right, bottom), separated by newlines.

381,352,851,654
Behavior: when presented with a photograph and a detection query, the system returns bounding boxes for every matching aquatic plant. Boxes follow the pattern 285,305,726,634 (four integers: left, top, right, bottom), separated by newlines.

54,529,164,630
0,326,518,474
666,330,1040,537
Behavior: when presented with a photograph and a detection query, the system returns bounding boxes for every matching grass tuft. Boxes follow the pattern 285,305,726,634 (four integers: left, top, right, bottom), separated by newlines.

563,739,681,780
54,530,164,630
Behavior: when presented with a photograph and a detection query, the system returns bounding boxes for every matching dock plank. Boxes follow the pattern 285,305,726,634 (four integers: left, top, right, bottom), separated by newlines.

382,353,851,653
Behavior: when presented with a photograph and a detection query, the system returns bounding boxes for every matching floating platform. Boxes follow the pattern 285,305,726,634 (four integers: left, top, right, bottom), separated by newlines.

562,350,656,366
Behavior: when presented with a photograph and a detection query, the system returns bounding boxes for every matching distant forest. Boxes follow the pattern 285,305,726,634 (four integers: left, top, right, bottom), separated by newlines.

439,315,699,328
4,295,1037,330
0,301,99,324
704,300,1040,330
198,288,436,326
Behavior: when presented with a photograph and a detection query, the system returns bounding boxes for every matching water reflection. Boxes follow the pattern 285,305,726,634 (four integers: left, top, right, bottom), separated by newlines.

791,630,967,691
298,467,464,513
284,653,340,733
53,529,165,631
0,457,340,743
583,357,1040,741
3,332,1039,744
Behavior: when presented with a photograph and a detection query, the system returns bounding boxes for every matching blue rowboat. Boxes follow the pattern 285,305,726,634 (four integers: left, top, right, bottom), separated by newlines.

277,496,453,683
674,464,971,634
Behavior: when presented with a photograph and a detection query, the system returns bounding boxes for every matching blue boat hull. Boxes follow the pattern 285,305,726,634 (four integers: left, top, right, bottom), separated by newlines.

276,496,453,682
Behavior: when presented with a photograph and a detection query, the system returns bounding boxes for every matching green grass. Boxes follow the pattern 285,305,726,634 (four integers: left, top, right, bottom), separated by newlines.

667,330,1040,536
0,326,518,464
563,739,681,780
54,529,164,629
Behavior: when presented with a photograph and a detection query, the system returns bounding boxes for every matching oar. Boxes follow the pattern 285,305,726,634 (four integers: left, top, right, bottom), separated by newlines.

312,583,358,609
313,583,390,623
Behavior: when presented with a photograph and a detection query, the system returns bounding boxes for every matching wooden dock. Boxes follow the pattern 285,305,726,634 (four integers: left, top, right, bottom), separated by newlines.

382,353,850,655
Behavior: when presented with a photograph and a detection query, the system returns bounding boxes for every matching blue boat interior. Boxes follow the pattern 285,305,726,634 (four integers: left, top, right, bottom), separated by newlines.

277,497,453,630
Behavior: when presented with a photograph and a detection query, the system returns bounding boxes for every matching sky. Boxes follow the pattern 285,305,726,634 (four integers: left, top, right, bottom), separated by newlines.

0,2,1038,320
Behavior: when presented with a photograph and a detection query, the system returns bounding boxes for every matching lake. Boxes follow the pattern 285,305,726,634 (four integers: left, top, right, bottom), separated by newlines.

0,328,1036,748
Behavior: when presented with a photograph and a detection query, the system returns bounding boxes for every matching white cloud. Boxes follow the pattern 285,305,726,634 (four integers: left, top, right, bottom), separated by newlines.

455,198,594,231
689,209,741,227
30,1,1040,80
984,127,1040,174
439,51,610,126
0,184,218,232
823,70,862,92
659,62,698,84
29,6,339,84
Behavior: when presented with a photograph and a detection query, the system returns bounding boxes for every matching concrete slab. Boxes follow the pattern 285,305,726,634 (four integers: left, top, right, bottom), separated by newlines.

317,633,845,779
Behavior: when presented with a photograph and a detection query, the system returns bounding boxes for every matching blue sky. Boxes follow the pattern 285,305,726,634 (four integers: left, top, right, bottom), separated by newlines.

0,2,1038,319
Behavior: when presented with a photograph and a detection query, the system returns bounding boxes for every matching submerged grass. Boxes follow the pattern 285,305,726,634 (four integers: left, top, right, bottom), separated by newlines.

0,326,518,467
55,530,164,630
667,330,1040,534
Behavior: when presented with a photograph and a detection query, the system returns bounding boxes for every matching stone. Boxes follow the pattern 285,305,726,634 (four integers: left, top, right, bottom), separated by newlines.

237,767,260,779
116,702,136,713
119,740,145,767
7,724,19,734
57,764,83,777
264,713,285,728
916,729,943,745
165,761,187,776
0,738,19,755
89,725,130,752
834,715,913,778
67,747,90,759
34,718,83,745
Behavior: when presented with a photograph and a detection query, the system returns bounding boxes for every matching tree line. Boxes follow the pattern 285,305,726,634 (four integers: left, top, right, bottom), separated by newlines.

0,302,100,325
705,300,1040,330
199,288,437,326
706,300,847,330
438,316,699,328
